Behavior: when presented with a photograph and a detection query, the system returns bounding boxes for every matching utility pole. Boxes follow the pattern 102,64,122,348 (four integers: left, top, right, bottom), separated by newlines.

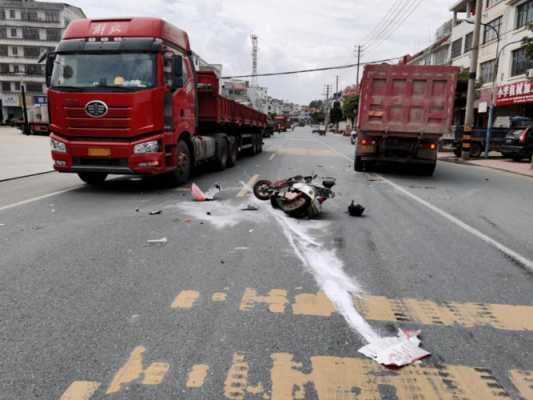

323,84,331,134
335,75,340,133
462,0,482,160
355,45,362,85
20,83,30,135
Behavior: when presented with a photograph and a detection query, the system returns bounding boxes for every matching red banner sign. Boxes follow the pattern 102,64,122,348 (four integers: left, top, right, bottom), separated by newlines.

496,80,533,106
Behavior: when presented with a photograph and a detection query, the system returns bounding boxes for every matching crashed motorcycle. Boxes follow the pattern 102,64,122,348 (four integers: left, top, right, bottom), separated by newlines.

253,175,336,218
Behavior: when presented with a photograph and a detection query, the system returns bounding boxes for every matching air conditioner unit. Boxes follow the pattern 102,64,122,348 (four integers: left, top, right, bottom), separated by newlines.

527,69,533,80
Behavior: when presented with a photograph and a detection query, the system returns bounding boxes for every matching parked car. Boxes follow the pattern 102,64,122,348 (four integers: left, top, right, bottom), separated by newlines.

500,127,533,161
350,129,358,145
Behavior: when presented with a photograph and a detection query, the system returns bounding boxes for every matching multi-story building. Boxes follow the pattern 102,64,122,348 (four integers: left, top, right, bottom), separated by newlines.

0,0,85,122
449,0,533,121
407,19,453,66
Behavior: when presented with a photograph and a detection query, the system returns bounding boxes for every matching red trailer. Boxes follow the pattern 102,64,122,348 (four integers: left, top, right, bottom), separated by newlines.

355,64,459,175
44,18,266,185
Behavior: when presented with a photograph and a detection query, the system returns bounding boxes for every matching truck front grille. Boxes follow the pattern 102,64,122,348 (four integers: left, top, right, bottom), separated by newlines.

73,157,129,168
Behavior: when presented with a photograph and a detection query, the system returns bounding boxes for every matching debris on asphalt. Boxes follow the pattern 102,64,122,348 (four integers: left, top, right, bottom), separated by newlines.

348,201,365,217
249,229,254,233
135,208,140,212
149,210,162,215
147,237,168,245
206,212,212,216
358,329,430,367
191,183,222,201
241,204,259,211
0,223,5,227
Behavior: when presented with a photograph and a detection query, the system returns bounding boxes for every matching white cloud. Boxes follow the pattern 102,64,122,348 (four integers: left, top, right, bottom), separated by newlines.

51,0,452,104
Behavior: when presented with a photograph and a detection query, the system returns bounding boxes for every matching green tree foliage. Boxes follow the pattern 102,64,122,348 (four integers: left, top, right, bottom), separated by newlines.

342,95,359,123
329,101,344,124
311,111,325,124
309,100,323,109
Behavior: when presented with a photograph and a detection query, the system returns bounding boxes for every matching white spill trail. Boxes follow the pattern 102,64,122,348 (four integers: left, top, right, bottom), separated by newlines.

177,199,381,344
265,206,380,343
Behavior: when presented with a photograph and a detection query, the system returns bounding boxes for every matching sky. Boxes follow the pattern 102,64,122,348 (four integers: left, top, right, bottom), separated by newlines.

50,0,453,105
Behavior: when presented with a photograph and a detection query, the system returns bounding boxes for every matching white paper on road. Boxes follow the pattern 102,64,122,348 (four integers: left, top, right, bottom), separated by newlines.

358,329,430,367
147,237,168,245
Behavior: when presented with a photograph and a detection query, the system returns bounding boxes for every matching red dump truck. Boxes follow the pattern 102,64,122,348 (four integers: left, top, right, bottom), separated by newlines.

43,18,266,185
355,64,459,176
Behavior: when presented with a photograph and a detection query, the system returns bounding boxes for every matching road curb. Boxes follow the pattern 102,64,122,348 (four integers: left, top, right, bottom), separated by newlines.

439,158,533,179
0,170,55,184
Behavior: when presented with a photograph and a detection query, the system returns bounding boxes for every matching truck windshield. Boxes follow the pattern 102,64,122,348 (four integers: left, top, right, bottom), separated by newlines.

51,53,156,91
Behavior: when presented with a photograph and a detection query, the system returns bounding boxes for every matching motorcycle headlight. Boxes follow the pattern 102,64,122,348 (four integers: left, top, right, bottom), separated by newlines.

134,140,160,154
50,138,66,153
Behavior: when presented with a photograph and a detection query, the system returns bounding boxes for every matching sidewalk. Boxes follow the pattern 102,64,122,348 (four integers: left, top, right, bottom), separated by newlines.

438,152,533,178
0,127,53,181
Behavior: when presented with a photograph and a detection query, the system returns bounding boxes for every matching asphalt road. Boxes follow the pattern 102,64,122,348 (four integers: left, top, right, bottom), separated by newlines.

1,127,533,400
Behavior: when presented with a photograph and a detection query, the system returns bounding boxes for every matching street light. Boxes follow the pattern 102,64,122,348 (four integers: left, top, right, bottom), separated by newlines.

463,19,500,158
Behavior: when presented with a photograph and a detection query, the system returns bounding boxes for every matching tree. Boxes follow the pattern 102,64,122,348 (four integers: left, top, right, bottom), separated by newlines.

329,101,343,125
309,100,323,109
310,111,325,124
342,95,359,124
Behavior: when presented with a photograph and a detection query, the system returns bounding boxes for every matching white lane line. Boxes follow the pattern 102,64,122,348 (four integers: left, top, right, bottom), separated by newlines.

0,187,80,212
237,175,259,198
317,138,533,273
269,153,277,161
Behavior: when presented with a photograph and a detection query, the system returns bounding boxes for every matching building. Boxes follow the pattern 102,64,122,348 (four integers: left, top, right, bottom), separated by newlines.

407,19,452,66
449,0,533,121
0,0,85,122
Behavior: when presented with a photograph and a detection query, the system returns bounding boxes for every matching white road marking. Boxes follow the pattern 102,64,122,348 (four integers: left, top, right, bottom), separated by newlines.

0,187,80,213
317,138,533,273
269,153,277,161
237,175,259,198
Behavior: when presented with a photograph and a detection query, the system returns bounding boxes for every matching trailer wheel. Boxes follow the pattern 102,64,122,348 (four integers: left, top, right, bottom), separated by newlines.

419,163,436,176
215,136,229,171
354,156,364,172
227,140,238,167
470,143,482,158
257,134,263,153
167,140,191,186
78,172,107,185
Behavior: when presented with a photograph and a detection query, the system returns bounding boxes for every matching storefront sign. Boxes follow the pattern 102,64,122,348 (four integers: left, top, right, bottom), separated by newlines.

1,94,20,107
33,95,47,105
496,80,533,106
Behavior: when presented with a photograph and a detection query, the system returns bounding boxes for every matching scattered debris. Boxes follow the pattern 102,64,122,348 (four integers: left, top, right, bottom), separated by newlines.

147,237,168,245
220,260,225,264
149,210,162,215
485,178,490,181
191,183,222,202
348,201,365,217
135,208,140,212
241,204,259,211
358,329,430,367
234,246,249,251
249,229,255,233
0,223,5,227
206,212,212,216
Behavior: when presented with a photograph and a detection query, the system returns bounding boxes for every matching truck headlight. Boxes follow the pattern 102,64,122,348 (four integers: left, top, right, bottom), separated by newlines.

50,138,66,153
134,140,160,154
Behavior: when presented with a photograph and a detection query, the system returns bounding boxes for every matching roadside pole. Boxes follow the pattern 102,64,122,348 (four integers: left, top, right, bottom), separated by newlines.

356,45,362,85
335,75,340,133
324,84,331,134
20,83,31,136
462,0,482,160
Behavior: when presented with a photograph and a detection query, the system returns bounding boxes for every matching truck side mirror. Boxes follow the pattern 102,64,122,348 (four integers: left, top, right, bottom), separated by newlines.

164,53,184,91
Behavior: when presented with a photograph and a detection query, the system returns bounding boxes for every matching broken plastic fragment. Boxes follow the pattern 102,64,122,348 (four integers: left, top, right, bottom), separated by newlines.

191,183,221,202
241,205,259,211
147,237,168,245
149,210,162,215
358,329,430,367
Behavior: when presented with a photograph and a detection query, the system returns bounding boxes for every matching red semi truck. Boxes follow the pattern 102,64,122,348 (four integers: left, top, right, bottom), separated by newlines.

43,18,266,185
355,64,459,176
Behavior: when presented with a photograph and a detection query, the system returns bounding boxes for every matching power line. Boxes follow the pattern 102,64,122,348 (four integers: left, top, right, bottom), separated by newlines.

360,0,409,49
220,56,402,79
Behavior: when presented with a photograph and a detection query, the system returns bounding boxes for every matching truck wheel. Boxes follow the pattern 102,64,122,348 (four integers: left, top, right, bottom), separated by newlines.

419,163,436,176
215,136,228,171
512,155,523,162
167,140,191,186
453,146,462,157
354,156,364,172
227,140,238,167
78,172,107,185
257,135,263,153
470,143,482,158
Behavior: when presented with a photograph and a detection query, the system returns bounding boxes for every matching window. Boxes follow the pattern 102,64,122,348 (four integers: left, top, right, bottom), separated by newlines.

464,32,473,53
511,47,533,76
23,28,40,40
0,9,5,20
451,38,463,58
14,82,20,91
0,45,7,57
517,0,533,29
24,47,41,58
44,11,60,23
22,11,39,22
46,29,61,41
0,28,6,39
434,48,449,65
26,64,43,76
479,59,496,84
25,82,43,92
483,17,502,43
9,9,15,19
11,47,18,56
10,28,17,37
1,82,11,91
0,64,9,74
13,64,20,74
486,0,504,8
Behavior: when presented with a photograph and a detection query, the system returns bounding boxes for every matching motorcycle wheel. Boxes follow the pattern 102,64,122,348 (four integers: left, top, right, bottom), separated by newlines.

253,180,273,200
279,195,311,218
